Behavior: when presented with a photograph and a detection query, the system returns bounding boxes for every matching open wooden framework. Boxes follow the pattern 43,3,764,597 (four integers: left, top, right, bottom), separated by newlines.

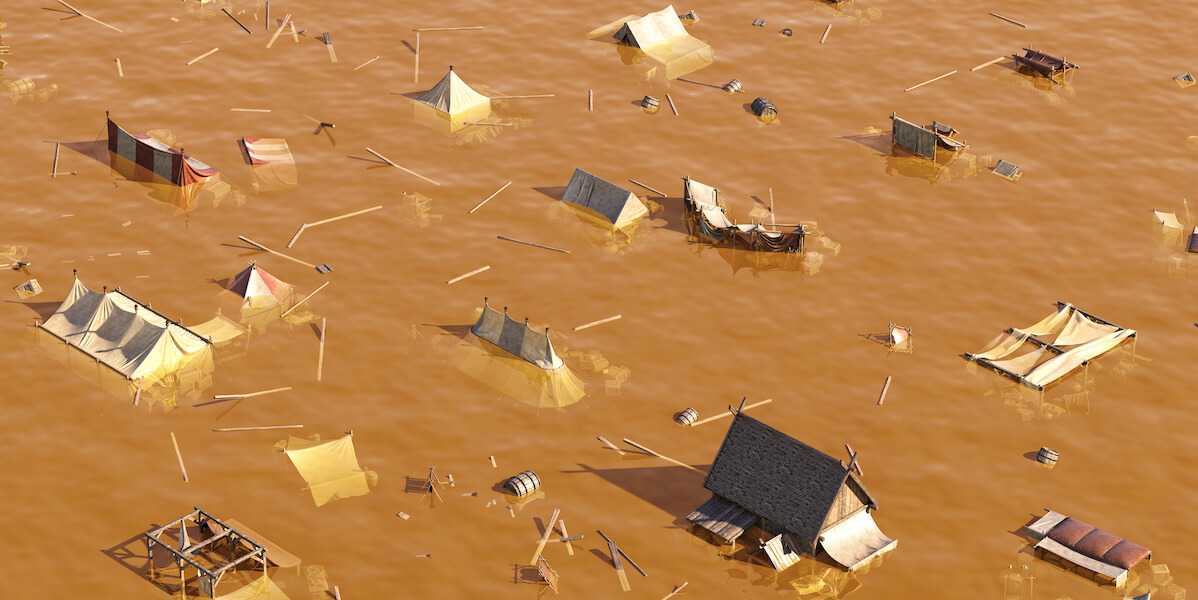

144,508,269,598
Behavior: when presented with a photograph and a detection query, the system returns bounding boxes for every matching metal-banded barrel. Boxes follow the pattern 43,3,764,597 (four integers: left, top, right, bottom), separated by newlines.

674,407,698,425
641,95,660,110
1036,447,1059,467
503,470,541,497
751,97,777,118
722,79,742,93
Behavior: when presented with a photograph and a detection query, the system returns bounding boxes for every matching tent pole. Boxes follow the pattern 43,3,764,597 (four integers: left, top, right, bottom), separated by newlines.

413,32,420,83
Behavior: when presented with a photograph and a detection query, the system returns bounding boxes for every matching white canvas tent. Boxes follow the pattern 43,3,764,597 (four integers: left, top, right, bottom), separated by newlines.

470,300,564,370
613,5,688,51
415,67,492,118
560,168,649,229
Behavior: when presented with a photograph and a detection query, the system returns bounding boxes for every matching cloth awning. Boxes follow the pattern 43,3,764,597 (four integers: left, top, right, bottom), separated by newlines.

818,509,897,571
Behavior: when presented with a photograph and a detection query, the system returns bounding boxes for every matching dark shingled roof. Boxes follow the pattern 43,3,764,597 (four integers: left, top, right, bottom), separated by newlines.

703,413,871,547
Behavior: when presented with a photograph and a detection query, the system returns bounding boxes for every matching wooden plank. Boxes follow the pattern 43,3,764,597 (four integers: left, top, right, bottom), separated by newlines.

280,282,330,317
237,235,317,269
212,386,292,400
213,425,304,432
446,265,490,285
628,179,667,197
354,56,380,71
661,582,689,600
989,12,1028,28
317,318,326,381
621,438,705,474
186,47,220,66
497,236,570,254
970,56,1006,71
905,70,957,92
468,181,511,214
287,205,383,247
364,147,440,185
58,1,124,33
687,399,772,426
597,435,626,455
528,508,561,565
665,93,678,115
266,13,292,48
877,376,892,405
819,24,831,44
170,432,189,482
573,315,621,331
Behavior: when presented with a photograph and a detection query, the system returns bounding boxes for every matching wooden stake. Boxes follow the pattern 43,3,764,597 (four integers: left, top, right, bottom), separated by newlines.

665,93,678,115
281,282,330,317
222,8,252,34
51,142,60,178
529,508,561,565
215,398,244,420
265,1,269,31
597,435,626,455
115,58,123,77
266,13,292,48
317,318,326,382
877,376,892,405
489,455,497,468
687,399,772,426
354,56,380,71
213,425,303,432
606,538,631,592
845,444,863,476
323,32,337,63
469,181,512,214
819,24,831,44
497,236,570,254
58,1,124,33
364,147,441,185
413,32,420,83
589,89,593,112
621,438,704,474
905,70,957,92
288,21,298,43
286,205,384,247
333,586,341,600
446,265,490,285
769,187,775,224
212,386,292,400
237,235,318,269
628,179,667,197
573,315,622,331
970,56,1006,71
989,12,1028,28
186,47,220,66
661,582,689,600
557,519,575,555
170,432,189,482
598,530,647,576
133,377,144,406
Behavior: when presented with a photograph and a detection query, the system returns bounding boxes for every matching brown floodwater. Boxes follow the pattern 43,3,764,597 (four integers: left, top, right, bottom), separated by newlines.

2,1,1196,599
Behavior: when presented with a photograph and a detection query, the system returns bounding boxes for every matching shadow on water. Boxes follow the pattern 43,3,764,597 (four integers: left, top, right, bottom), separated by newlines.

564,463,710,517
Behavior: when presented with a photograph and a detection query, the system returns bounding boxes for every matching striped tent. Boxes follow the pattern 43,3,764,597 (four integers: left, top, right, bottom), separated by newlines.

107,115,218,186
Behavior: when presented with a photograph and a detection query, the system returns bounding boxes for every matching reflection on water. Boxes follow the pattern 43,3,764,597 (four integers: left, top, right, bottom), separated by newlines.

109,150,244,216
546,199,664,252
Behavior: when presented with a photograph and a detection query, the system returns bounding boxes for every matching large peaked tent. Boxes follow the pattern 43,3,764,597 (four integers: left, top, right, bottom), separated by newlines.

560,168,649,229
613,5,688,51
415,67,492,118
37,277,214,394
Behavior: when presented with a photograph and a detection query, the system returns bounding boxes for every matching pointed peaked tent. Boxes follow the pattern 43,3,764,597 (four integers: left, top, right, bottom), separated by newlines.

225,263,293,309
37,278,215,396
613,5,688,51
688,413,897,571
561,169,649,230
470,300,564,370
107,116,219,186
416,67,492,118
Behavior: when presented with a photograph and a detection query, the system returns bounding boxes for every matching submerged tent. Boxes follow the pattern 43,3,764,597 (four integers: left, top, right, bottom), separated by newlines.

225,263,293,309
560,169,649,229
683,177,806,252
613,5,688,51
967,303,1136,391
107,115,218,186
415,67,492,118
242,137,297,191
38,277,214,392
470,300,563,370
284,434,371,507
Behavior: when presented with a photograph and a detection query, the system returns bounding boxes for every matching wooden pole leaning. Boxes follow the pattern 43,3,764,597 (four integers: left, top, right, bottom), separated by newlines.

687,399,772,426
468,181,511,214
237,235,317,269
212,386,292,400
445,265,490,285
58,0,124,33
621,438,705,474
170,432,189,482
281,282,330,317
905,70,957,92
317,318,326,382
628,179,667,196
820,24,831,44
364,147,440,185
266,13,292,48
529,508,561,565
286,205,383,247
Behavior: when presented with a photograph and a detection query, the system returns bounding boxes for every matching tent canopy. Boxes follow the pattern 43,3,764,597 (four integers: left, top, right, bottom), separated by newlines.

39,278,214,385
561,168,649,228
225,263,292,308
613,5,687,50
415,67,492,117
284,434,371,507
108,117,218,186
470,301,564,370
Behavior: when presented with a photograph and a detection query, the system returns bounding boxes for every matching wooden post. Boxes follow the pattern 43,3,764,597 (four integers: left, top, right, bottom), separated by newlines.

557,519,575,555
573,315,622,331
264,2,268,31
819,24,831,44
468,181,511,214
529,508,561,565
212,386,292,400
354,56,380,71
213,425,304,432
769,187,775,224
687,399,772,426
51,142,60,177
489,455,497,468
115,58,123,77
413,32,420,83
170,432,189,482
323,32,337,63
222,8,252,34
597,435,626,455
877,376,892,405
445,265,490,285
186,47,220,66
845,444,863,476
970,56,1006,71
628,179,667,196
665,93,678,115
237,235,318,269
317,318,326,381
588,89,593,112
58,1,124,33
333,585,341,600
133,377,144,406
989,12,1028,28
281,282,330,317
496,236,570,254
266,13,291,48
621,438,704,474
661,582,689,600
364,147,440,185
905,70,957,92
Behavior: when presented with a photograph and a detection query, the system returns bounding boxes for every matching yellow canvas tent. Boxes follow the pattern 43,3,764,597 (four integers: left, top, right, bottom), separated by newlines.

415,67,492,119
284,434,371,507
613,5,688,51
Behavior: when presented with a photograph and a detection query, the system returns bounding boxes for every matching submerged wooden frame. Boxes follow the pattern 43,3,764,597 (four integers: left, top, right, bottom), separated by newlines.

144,507,269,598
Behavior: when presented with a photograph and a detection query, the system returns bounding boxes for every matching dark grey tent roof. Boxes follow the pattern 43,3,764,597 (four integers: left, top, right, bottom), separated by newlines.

703,413,876,547
560,168,649,226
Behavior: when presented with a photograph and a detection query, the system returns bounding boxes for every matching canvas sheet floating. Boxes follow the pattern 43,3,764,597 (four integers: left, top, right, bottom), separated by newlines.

108,118,218,186
190,313,248,344
284,434,370,507
39,278,214,385
215,574,292,600
683,177,805,251
818,509,897,571
561,169,649,229
243,137,297,191
613,5,688,51
471,303,564,370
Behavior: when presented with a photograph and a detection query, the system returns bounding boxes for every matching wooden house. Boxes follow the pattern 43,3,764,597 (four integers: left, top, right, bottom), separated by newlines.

686,413,897,571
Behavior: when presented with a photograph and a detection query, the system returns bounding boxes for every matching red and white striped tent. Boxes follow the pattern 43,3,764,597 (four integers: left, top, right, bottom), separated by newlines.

107,115,218,186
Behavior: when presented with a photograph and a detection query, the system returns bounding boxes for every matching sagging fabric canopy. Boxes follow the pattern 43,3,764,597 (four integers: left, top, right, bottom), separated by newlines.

243,137,297,191
683,177,805,252
39,278,214,385
470,301,564,370
415,68,492,118
284,434,371,507
561,168,649,228
968,303,1135,390
818,509,898,571
107,117,218,186
613,5,688,50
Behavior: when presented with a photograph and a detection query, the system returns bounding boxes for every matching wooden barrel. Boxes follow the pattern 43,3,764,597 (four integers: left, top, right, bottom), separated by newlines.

1036,447,1058,467
641,95,659,109
751,97,777,118
723,79,743,93
503,470,541,497
674,407,698,425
